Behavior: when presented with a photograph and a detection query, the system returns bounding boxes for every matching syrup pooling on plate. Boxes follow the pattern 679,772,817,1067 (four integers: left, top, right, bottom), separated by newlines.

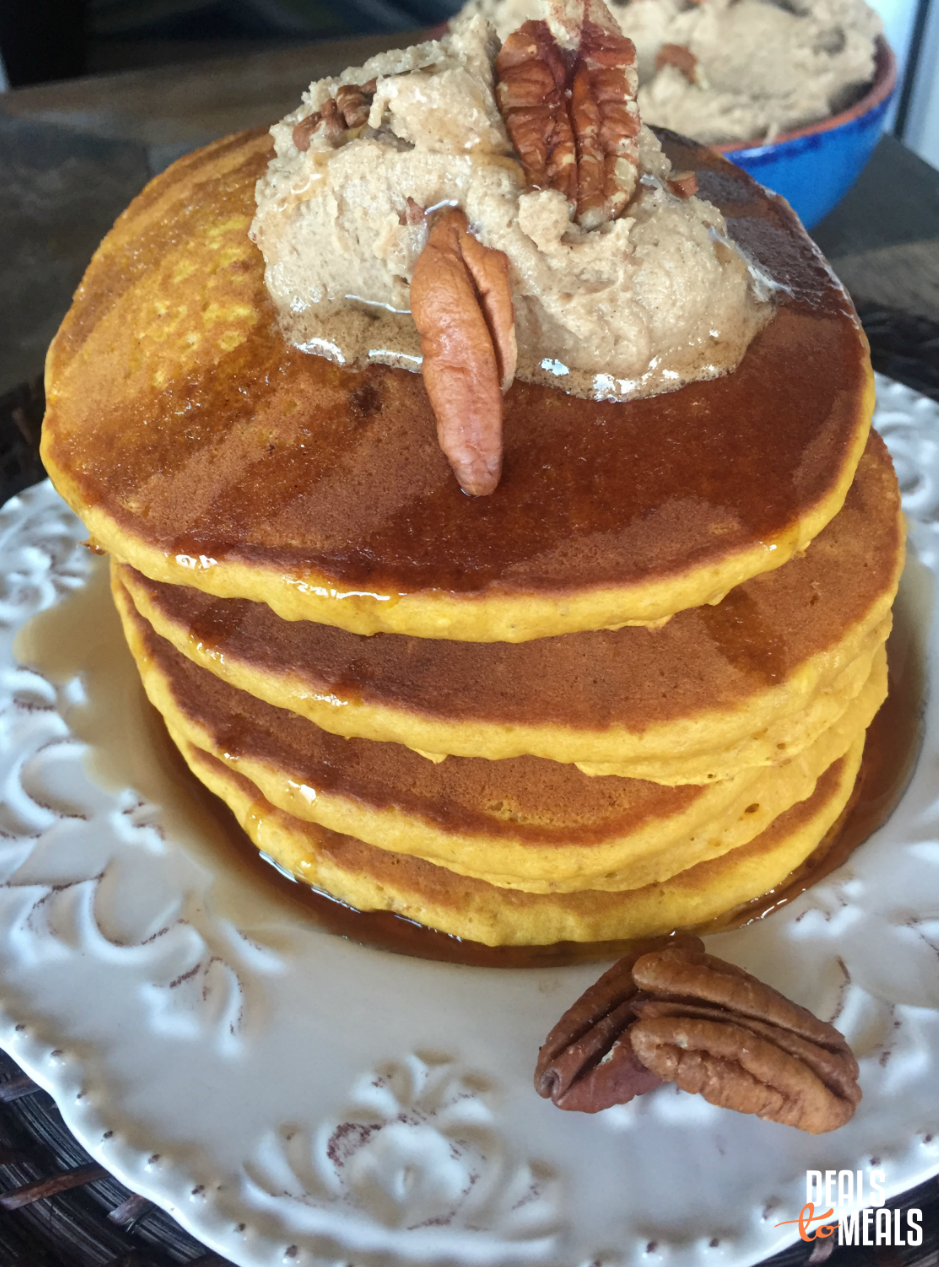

13,558,319,934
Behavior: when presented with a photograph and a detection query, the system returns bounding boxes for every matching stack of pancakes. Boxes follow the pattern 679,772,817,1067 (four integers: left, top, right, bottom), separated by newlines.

41,129,904,947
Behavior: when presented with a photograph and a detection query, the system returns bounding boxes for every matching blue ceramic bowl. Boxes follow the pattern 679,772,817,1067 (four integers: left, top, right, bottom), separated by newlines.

716,38,897,230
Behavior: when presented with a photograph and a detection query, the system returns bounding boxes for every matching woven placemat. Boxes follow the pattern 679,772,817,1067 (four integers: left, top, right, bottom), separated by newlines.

1,308,937,1267
857,305,939,402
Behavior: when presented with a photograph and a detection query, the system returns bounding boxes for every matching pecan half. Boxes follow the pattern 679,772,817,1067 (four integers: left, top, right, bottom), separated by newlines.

535,937,861,1132
667,170,699,199
496,23,577,209
335,81,376,128
495,1,641,229
534,934,702,1112
628,944,861,1134
292,78,378,151
410,208,517,496
398,196,426,227
655,42,700,85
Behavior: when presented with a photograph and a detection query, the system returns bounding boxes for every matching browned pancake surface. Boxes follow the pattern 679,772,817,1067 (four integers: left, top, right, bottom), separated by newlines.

193,745,848,917
43,130,870,599
127,591,712,847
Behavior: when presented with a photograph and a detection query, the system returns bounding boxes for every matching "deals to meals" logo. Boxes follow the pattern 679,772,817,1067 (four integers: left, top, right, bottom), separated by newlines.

776,1169,924,1246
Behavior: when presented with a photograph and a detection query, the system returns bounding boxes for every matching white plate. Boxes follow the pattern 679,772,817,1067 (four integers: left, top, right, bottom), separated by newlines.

1,374,938,1267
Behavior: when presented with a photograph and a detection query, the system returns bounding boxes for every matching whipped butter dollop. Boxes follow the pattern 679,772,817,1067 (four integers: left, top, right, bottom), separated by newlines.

462,0,883,145
251,15,771,403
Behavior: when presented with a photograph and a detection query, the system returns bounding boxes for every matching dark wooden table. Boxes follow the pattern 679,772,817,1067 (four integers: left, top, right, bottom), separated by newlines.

0,38,938,1267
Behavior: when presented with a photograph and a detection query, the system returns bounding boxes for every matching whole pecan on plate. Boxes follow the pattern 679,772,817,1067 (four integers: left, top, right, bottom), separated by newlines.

292,79,378,151
535,935,861,1133
410,208,517,497
495,0,642,228
535,933,702,1112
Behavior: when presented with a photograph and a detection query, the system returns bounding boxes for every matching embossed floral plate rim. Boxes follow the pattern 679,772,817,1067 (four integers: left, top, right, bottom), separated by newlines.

0,374,938,1267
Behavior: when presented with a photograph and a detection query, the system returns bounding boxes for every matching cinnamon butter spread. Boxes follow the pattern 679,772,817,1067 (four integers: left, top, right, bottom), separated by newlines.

251,14,771,404
464,0,883,145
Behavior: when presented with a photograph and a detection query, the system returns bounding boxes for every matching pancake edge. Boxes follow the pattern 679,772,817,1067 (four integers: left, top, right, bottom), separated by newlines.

114,494,901,779
50,380,871,642
173,732,866,945
114,566,887,893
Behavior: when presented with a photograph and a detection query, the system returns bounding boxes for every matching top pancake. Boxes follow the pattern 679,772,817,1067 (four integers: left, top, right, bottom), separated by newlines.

42,129,873,642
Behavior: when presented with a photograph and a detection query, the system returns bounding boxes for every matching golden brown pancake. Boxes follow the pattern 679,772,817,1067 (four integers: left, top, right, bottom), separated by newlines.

40,116,893,947
42,128,873,642
172,733,865,945
114,570,885,894
115,431,903,782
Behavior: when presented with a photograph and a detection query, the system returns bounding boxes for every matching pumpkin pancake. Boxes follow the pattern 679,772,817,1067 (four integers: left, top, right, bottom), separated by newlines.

42,128,873,643
114,571,885,894
115,431,902,783
171,732,865,945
